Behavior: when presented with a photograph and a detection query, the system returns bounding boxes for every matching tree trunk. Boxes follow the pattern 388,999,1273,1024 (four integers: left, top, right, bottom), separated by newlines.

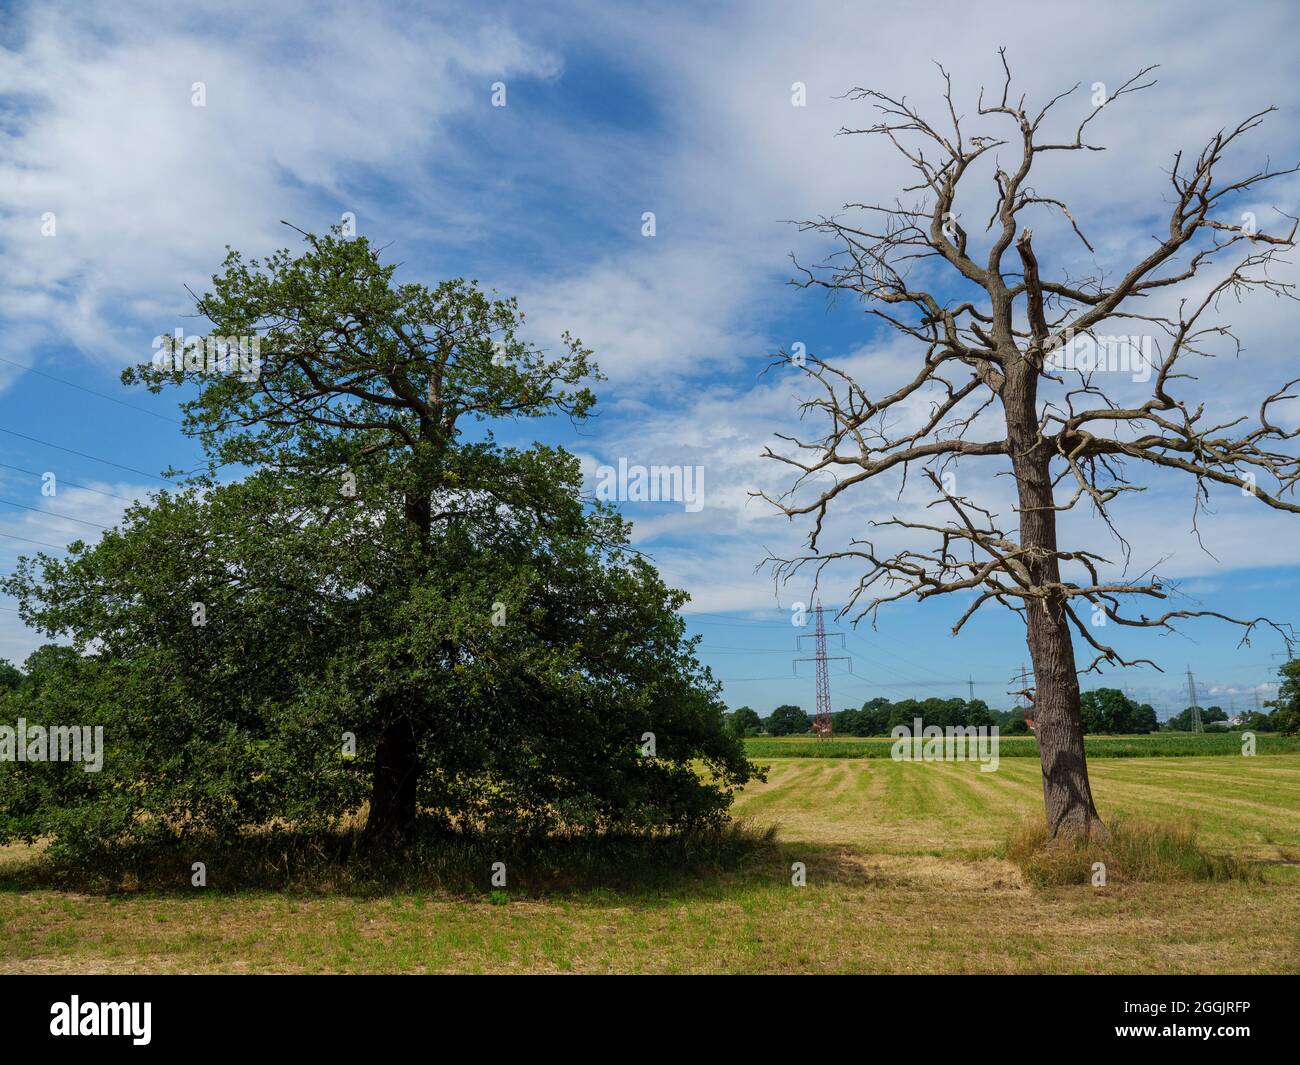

1004,369,1108,841
365,713,418,838
363,474,436,839
1024,588,1108,840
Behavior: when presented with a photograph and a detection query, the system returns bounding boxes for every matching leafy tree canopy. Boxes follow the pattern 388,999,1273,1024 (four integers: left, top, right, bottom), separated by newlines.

1,229,755,860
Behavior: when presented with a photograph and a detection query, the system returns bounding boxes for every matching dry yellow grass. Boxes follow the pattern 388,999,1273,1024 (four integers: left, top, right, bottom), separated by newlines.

2,755,1298,973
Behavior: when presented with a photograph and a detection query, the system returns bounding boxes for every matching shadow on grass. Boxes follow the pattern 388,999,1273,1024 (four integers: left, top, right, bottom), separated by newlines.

0,819,919,901
0,820,800,900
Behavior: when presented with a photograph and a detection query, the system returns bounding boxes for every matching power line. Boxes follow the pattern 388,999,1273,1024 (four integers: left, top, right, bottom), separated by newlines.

0,530,72,551
0,428,172,483
0,355,181,424
685,611,775,624
688,609,957,679
836,669,923,701
841,643,964,691
699,639,994,686
696,607,973,697
688,608,1030,693
0,498,109,529
703,630,1008,700
697,645,799,655
0,462,138,503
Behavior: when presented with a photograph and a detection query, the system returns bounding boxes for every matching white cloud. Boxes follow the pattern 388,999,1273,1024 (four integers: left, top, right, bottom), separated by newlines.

3,0,1299,669
0,1,560,371
544,0,1300,620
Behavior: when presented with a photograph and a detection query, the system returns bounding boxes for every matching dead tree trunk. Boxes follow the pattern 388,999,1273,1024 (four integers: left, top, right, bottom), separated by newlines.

1005,368,1107,841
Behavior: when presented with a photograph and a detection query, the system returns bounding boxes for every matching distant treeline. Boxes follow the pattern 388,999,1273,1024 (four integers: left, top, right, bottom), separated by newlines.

726,681,1300,738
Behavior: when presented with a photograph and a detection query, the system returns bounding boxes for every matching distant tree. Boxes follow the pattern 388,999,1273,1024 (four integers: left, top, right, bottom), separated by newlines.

886,699,921,733
766,704,811,736
1239,710,1275,732
1165,704,1228,732
830,696,996,735
832,707,859,734
1079,688,1156,733
1132,703,1158,734
727,706,763,738
1080,689,1113,732
963,699,997,728
14,645,79,692
858,697,893,735
1270,709,1297,735
1269,660,1300,735
1002,709,1031,735
932,698,963,728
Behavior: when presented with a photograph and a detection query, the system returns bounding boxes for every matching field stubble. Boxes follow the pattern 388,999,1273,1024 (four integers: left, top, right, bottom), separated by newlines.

1,753,1297,973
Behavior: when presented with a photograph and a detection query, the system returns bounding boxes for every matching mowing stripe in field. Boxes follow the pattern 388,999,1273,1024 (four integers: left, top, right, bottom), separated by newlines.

732,756,1300,858
1087,762,1300,852
927,760,1034,818
1096,758,1300,797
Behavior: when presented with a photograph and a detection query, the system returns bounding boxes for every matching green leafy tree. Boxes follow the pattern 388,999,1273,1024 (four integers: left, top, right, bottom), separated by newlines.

831,707,858,734
886,699,921,733
727,706,762,738
1002,709,1031,735
1078,688,1155,734
765,704,810,736
857,697,892,735
1269,660,1300,735
962,699,997,728
1133,703,1158,734
0,229,755,857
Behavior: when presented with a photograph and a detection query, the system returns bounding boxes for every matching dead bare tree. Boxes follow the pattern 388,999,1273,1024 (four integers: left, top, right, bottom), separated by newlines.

757,52,1300,840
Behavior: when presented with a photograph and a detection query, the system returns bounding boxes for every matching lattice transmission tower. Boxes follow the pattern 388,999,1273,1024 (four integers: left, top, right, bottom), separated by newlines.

1010,663,1036,730
1185,667,1202,733
794,602,850,740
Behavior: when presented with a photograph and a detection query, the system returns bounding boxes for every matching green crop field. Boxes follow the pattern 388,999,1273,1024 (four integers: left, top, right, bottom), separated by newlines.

742,731,1300,759
2,750,1297,974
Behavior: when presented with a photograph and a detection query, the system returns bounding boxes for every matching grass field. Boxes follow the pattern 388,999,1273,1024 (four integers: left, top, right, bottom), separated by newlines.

2,752,1298,973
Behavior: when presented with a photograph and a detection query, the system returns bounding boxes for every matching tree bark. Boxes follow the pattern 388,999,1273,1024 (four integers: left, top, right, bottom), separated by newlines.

365,712,418,838
364,475,434,839
1003,368,1108,841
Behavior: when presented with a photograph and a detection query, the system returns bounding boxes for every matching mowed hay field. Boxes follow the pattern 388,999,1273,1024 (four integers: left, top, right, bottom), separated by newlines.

2,754,1298,974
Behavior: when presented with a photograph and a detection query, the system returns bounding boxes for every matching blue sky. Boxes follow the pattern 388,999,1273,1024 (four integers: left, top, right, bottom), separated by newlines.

1,0,1298,718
